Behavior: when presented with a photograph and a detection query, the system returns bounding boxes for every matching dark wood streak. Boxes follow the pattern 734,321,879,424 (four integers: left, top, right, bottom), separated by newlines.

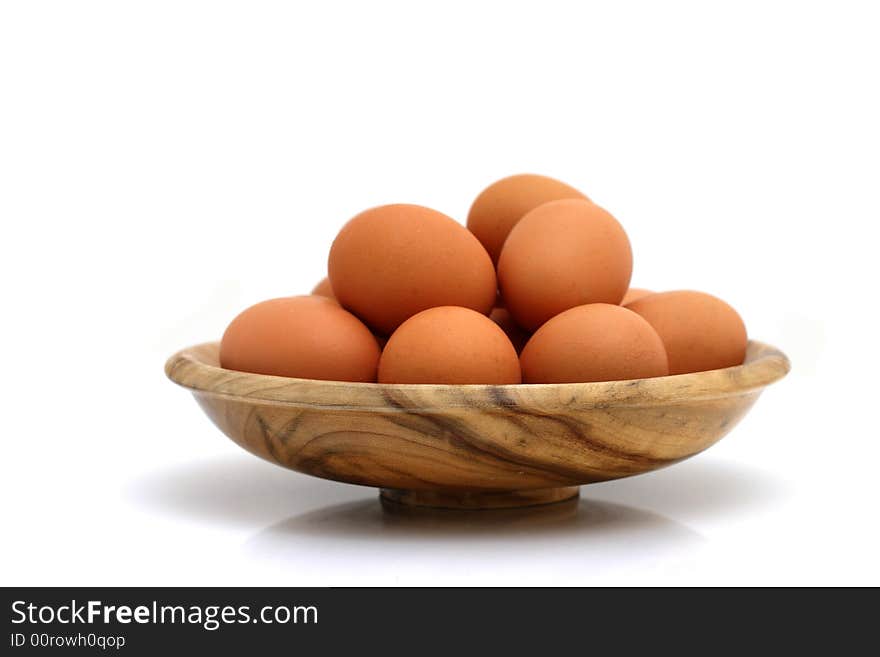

276,412,304,446
488,386,519,408
519,410,672,467
381,387,577,482
292,430,446,488
472,386,673,469
255,413,285,465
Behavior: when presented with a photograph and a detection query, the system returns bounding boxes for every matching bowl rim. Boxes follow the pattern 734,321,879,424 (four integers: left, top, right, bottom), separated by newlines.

165,339,790,411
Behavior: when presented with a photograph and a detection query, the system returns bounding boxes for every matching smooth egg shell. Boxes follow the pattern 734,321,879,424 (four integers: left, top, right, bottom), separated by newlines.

520,303,668,383
329,204,496,335
498,199,633,331
379,306,521,384
220,296,380,382
625,290,747,374
466,174,588,264
311,277,336,300
621,287,654,305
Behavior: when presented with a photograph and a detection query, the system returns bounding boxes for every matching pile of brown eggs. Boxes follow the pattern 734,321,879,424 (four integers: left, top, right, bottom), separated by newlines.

220,174,747,385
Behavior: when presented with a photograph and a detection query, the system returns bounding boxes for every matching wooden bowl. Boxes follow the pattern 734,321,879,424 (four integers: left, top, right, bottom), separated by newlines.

165,340,789,509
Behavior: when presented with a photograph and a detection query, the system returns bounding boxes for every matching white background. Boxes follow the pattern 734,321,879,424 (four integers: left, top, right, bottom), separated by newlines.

2,1,878,585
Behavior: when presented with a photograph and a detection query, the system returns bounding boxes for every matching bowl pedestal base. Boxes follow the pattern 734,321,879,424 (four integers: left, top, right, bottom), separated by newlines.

380,486,580,510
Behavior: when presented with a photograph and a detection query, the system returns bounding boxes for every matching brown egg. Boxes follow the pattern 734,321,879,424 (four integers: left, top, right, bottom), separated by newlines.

311,277,336,300
497,199,633,331
626,291,747,374
621,287,654,305
220,296,380,382
379,306,521,384
489,306,530,354
520,304,668,383
467,174,588,263
329,204,496,335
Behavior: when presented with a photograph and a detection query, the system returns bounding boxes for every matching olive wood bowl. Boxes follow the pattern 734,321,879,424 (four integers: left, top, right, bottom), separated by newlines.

165,340,789,509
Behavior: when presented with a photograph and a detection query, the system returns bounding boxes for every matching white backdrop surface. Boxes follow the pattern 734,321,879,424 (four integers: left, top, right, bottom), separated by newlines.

1,1,877,585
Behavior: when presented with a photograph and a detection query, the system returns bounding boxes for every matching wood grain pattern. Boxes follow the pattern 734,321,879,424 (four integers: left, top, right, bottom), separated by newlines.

381,487,581,509
166,340,789,508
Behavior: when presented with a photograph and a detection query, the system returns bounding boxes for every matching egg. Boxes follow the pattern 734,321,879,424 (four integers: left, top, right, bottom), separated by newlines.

313,278,387,347
220,296,380,381
467,174,588,263
497,199,633,331
621,287,653,305
311,277,336,299
489,306,530,354
626,291,747,374
520,304,668,383
378,306,521,384
329,204,496,335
